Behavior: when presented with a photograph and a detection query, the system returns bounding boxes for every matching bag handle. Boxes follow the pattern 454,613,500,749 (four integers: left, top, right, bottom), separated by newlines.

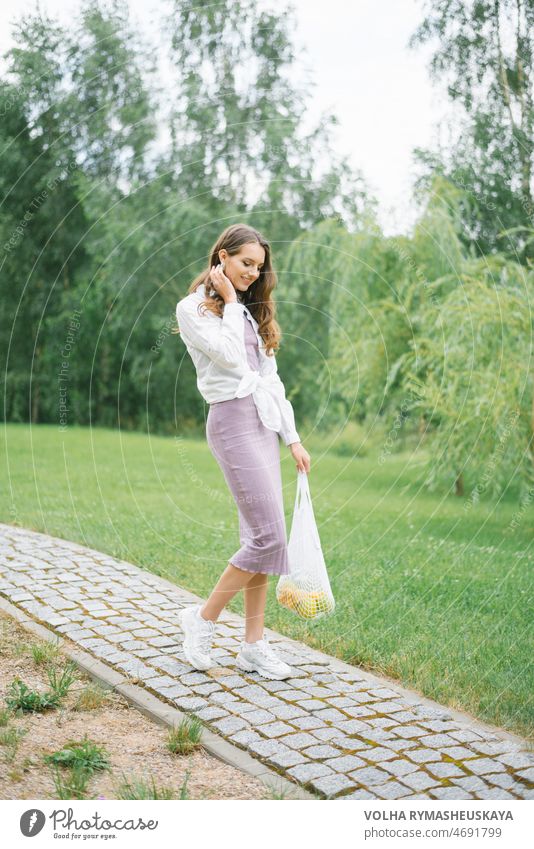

294,471,321,549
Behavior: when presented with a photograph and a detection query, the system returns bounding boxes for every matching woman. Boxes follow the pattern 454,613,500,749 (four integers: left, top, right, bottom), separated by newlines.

175,223,311,680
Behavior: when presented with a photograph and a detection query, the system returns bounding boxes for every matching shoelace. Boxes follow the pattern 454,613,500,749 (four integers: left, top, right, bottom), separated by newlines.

197,617,215,654
254,637,282,663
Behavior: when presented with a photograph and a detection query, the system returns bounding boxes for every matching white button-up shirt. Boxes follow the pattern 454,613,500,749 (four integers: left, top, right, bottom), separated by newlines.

176,283,301,446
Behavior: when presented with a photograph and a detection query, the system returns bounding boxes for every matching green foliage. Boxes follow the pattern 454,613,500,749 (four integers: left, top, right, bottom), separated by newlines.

5,678,62,713
114,769,190,800
166,714,203,755
44,735,111,774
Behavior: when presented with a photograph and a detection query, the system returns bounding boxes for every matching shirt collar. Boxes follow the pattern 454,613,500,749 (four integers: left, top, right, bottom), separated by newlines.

196,282,256,324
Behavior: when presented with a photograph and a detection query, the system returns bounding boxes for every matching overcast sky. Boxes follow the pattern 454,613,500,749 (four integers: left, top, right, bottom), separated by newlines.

0,0,452,236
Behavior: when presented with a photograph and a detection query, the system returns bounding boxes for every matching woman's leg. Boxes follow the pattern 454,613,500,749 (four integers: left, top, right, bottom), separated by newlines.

243,572,269,642
200,562,256,622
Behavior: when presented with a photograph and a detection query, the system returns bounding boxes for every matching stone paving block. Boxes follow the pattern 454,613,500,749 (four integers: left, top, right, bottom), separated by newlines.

397,771,440,791
239,708,276,725
360,728,395,743
324,754,366,773
279,732,319,750
349,765,392,786
371,781,414,799
296,699,328,711
209,691,239,706
257,721,295,739
517,767,534,782
333,719,370,735
367,717,399,729
475,787,515,799
452,775,492,793
381,758,420,778
196,706,229,722
343,705,377,718
173,696,209,710
420,732,461,748
102,651,131,663
145,674,177,689
311,773,357,797
389,724,428,739
115,639,148,651
212,674,250,689
147,635,178,648
336,788,378,799
312,708,350,723
155,684,192,699
301,744,340,759
514,787,534,799
310,726,346,742
211,716,249,735
471,741,521,757
436,745,474,761
361,746,397,763
248,738,286,758
322,697,355,709
270,704,306,721
277,688,308,701
464,757,507,776
292,716,327,731
497,752,534,770
485,772,526,791
286,762,334,783
384,738,418,753
429,787,474,800
153,659,190,676
426,761,465,779
258,679,293,693
229,729,262,747
190,683,224,696
418,719,461,732
131,628,160,638
266,748,309,769
369,701,410,714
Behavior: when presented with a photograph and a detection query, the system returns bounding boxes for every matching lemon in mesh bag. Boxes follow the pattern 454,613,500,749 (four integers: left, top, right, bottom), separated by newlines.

276,472,335,621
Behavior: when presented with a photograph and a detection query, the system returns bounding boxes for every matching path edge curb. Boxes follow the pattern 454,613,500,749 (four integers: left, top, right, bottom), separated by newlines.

0,595,317,801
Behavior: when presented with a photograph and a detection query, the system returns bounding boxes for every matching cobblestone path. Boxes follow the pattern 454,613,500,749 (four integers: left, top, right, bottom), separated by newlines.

1,523,533,800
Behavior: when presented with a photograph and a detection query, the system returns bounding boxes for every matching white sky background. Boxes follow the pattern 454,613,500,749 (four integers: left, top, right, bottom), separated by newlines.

0,0,451,236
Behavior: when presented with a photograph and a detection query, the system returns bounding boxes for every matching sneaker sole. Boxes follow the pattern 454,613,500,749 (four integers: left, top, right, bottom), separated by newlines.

235,653,291,680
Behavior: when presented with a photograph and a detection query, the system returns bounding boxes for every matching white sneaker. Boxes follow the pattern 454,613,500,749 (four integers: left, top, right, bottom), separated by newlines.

236,635,292,680
178,604,216,671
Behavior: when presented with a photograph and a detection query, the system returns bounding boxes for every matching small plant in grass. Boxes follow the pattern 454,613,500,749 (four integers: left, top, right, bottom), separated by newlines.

114,768,190,800
43,735,111,775
30,638,61,666
72,683,111,712
0,726,28,763
0,707,13,727
50,762,93,800
46,661,78,699
166,714,203,755
5,678,61,713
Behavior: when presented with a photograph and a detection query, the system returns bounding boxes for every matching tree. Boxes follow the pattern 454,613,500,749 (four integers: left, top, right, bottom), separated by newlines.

409,0,534,263
164,0,369,241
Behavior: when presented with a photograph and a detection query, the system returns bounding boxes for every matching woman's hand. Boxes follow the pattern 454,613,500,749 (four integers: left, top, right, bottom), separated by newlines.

210,264,237,304
289,442,311,474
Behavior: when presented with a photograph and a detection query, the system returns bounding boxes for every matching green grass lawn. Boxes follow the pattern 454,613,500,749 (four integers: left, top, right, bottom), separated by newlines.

1,423,533,741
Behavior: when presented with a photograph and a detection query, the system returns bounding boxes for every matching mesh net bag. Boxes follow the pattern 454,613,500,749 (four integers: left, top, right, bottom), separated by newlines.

276,471,335,620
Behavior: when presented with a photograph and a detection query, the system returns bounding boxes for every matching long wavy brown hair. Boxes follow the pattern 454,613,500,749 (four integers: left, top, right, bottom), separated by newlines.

172,223,282,356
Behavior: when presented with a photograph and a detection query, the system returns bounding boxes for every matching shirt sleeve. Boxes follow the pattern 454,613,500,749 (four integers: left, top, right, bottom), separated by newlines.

176,299,246,370
264,352,301,446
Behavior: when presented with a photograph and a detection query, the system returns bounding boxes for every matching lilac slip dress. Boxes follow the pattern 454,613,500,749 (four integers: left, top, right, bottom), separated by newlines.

206,312,290,575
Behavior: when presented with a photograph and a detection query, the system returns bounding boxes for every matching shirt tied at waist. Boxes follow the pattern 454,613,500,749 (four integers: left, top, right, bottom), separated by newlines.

235,370,283,432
